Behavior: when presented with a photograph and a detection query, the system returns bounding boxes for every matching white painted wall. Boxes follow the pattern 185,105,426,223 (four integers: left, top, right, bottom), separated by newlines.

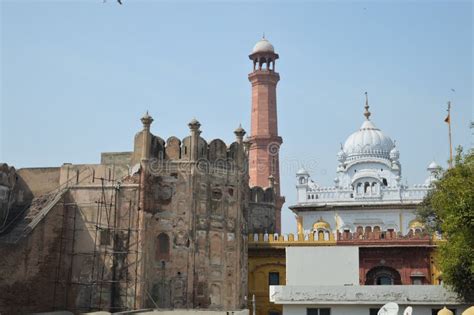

282,304,468,315
286,247,359,285
299,209,417,235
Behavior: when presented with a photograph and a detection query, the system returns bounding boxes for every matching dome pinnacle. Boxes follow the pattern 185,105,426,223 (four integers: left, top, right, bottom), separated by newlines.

364,92,371,120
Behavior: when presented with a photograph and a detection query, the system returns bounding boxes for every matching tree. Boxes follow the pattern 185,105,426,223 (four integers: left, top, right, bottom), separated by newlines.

418,147,474,301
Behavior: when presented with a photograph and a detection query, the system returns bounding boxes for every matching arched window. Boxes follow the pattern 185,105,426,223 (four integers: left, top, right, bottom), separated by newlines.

365,266,401,285
408,220,425,236
382,178,388,186
357,183,362,194
156,233,170,261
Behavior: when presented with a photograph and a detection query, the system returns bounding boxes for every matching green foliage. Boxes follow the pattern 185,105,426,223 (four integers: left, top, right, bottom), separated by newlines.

417,147,474,301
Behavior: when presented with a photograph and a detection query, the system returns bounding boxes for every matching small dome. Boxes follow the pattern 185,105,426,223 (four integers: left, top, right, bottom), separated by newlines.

438,307,454,315
337,150,347,162
296,168,309,176
343,120,394,161
313,219,331,230
234,124,246,137
140,111,154,125
427,161,439,171
188,118,201,128
234,124,245,133
408,219,424,230
462,306,474,315
252,38,275,53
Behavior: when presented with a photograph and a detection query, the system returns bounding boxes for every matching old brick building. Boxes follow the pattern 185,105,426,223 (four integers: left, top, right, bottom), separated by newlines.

0,114,276,313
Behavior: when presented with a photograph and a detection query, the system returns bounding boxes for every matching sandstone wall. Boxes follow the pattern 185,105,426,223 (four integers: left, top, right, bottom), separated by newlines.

17,167,60,197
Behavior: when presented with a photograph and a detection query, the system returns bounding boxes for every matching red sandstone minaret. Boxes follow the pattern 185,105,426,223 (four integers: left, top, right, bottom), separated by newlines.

248,36,285,233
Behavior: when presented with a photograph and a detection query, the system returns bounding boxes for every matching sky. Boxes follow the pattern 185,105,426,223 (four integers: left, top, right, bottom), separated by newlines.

1,0,472,234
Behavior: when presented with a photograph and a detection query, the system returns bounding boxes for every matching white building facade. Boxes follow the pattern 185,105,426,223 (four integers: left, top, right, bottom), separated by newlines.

292,100,439,241
270,247,469,315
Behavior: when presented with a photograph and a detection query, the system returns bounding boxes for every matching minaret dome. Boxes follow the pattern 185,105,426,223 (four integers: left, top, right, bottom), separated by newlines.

249,36,279,71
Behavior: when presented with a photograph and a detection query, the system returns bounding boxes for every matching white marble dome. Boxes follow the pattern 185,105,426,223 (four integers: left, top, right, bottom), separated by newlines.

252,38,274,53
343,120,394,161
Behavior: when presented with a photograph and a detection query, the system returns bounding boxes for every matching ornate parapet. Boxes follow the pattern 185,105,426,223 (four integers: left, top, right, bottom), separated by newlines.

299,184,432,205
131,119,247,175
248,232,336,248
249,231,444,248
336,230,441,246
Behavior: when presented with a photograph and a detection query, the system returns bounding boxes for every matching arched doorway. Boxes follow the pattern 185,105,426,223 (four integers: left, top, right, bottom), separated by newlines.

365,266,402,285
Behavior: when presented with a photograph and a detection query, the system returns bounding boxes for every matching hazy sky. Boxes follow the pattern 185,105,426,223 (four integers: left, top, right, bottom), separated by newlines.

1,0,472,233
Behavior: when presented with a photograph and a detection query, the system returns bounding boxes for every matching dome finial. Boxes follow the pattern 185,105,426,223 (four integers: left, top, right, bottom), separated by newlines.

364,91,371,120
262,32,265,39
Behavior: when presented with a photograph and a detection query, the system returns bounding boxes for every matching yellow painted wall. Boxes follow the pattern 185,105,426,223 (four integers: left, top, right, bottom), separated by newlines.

430,250,443,285
248,250,286,315
247,233,336,315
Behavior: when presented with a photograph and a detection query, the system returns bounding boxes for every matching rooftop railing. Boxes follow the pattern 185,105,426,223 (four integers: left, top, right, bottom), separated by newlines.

248,231,443,248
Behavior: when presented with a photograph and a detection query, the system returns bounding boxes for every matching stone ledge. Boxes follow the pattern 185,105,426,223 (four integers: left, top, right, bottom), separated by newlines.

269,285,462,305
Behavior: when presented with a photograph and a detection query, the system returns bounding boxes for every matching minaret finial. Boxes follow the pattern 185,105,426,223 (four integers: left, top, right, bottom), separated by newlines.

262,32,265,39
364,91,371,120
141,110,153,127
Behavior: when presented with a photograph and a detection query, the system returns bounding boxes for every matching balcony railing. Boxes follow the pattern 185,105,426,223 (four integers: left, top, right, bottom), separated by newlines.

248,231,443,248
